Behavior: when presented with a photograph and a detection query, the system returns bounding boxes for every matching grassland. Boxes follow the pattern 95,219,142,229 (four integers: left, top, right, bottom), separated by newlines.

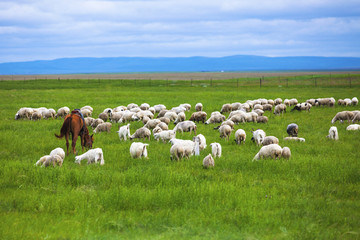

0,77,359,239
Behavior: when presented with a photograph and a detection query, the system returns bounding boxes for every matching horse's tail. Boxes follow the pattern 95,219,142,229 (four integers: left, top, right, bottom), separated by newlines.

55,116,72,139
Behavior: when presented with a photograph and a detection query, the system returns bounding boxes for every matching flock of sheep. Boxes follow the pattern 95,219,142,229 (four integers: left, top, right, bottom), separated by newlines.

14,96,359,168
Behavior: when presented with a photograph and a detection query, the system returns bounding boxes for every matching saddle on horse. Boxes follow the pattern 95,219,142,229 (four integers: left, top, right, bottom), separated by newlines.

72,109,86,133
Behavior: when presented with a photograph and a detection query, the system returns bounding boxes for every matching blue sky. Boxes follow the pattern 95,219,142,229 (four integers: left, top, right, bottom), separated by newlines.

0,0,360,63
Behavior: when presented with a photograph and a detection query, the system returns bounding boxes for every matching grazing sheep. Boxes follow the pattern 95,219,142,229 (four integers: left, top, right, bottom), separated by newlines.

273,104,286,115
205,113,226,124
274,98,283,105
326,126,339,140
85,117,95,127
219,125,232,141
203,154,215,168
253,109,264,116
164,111,178,121
159,117,171,125
235,129,246,145
254,104,263,111
171,106,186,114
220,103,232,114
262,136,279,146
346,124,360,131
152,126,163,134
157,109,169,118
338,99,345,106
284,137,305,142
36,155,63,167
193,134,207,150
15,107,33,120
154,130,176,143
156,122,169,131
93,122,112,133
229,113,246,124
31,111,42,121
130,127,151,140
140,103,150,110
55,107,70,118
127,103,139,110
41,109,55,119
117,124,131,141
195,103,203,112
130,142,149,159
174,112,186,124
252,144,283,161
179,103,191,111
287,123,298,137
352,112,360,123
352,97,359,106
291,103,312,112
209,142,222,158
144,119,161,129
331,111,355,124
49,147,65,161
81,106,93,113
251,129,266,145
189,111,207,123
113,106,127,112
132,110,154,121
110,112,124,123
214,120,235,130
119,111,135,123
174,121,197,135
343,98,352,106
75,148,104,165
169,138,199,158
91,118,104,129
231,102,242,111
142,116,150,125
170,144,185,161
81,109,92,117
98,112,108,122
153,104,166,113
282,147,291,159
306,99,316,106
257,116,268,123
262,104,273,111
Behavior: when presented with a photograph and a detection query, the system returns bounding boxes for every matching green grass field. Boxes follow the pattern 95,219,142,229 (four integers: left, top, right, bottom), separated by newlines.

0,78,359,239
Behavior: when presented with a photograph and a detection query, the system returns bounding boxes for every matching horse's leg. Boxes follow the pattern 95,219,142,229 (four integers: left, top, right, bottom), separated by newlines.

65,132,70,155
72,133,79,155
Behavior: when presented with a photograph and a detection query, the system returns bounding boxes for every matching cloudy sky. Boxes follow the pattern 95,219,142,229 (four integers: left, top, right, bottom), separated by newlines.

1,0,360,62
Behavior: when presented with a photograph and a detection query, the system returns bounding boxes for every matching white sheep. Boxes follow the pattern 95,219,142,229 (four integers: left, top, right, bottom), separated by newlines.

331,111,355,124
209,142,222,158
49,147,65,161
117,124,131,141
130,127,151,140
144,119,161,129
154,130,176,143
81,106,93,113
284,137,305,142
203,154,215,168
75,148,105,165
140,103,150,110
170,144,185,161
15,107,33,120
91,118,104,128
282,147,291,159
326,126,339,140
251,129,266,145
195,103,203,112
85,117,95,127
164,111,178,121
273,104,286,115
189,111,207,123
219,125,232,141
169,138,200,158
153,104,166,113
174,121,197,135
35,155,63,167
127,103,139,110
93,122,112,133
205,113,226,124
130,142,149,159
110,111,124,123
174,112,186,124
262,136,279,146
235,129,246,145
220,103,232,113
346,124,360,131
193,134,207,150
352,97,359,106
80,109,92,117
55,107,70,118
252,144,283,161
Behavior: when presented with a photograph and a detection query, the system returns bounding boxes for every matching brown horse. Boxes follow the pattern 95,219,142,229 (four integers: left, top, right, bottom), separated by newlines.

55,113,94,155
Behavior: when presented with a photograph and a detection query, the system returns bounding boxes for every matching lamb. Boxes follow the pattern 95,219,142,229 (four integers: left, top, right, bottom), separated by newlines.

252,144,283,161
117,124,131,141
256,116,268,123
346,124,360,131
195,103,203,112
98,112,109,122
220,103,232,114
281,147,291,159
173,121,197,135
93,122,112,133
130,127,151,140
144,119,161,129
174,112,186,124
326,126,339,140
287,123,298,137
234,129,246,145
154,130,176,143
130,142,149,159
352,97,359,106
343,98,352,106
273,104,286,115
209,142,222,158
251,129,266,145
219,125,232,141
193,134,207,150
75,148,104,165
91,118,104,128
262,136,279,146
331,111,355,124
55,107,70,118
35,155,63,167
189,111,207,123
203,154,215,168
49,147,65,161
284,137,305,142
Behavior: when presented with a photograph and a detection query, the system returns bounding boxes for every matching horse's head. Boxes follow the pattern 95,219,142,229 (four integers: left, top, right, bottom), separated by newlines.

84,134,94,149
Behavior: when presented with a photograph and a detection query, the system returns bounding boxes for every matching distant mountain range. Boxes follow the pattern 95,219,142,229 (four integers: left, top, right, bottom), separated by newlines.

1,55,360,74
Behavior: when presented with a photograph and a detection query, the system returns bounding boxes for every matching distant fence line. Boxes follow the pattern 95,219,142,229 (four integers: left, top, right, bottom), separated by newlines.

1,73,360,88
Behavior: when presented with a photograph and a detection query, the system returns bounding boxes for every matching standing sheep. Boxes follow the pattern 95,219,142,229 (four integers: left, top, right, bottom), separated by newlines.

234,129,246,145
252,144,283,161
93,122,112,133
130,127,151,140
251,129,266,145
117,124,131,141
98,112,109,122
220,104,232,114
193,134,207,150
195,103,203,112
331,111,355,124
154,130,176,143
203,154,215,168
170,144,185,161
282,147,291,159
209,142,222,158
256,116,268,123
219,125,232,141
326,126,339,140
352,97,359,106
274,104,286,115
130,142,149,159
173,121,197,135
